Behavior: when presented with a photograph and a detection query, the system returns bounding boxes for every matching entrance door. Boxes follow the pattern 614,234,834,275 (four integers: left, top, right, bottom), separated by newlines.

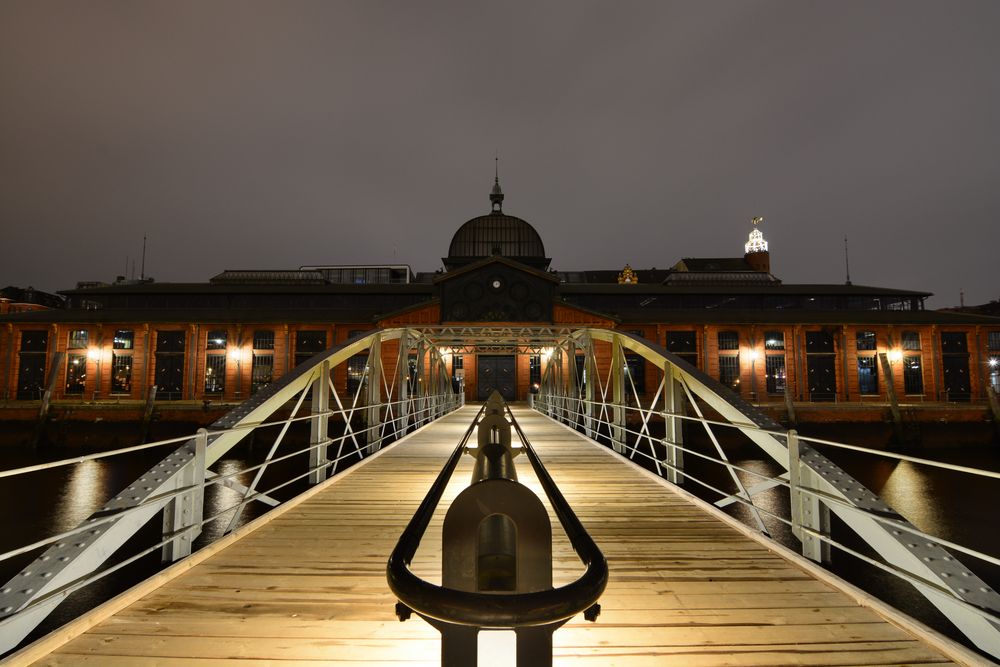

477,355,515,401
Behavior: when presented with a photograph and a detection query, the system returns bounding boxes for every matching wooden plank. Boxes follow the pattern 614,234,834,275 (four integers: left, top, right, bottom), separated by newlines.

16,406,968,666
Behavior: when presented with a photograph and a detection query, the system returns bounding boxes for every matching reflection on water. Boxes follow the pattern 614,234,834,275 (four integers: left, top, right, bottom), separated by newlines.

57,460,109,531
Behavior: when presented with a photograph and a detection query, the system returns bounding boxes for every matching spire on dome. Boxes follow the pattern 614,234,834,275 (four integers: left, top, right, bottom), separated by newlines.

490,155,504,212
745,216,768,254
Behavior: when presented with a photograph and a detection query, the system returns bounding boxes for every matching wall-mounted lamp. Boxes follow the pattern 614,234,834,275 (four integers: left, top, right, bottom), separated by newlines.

887,349,903,363
87,347,101,361
747,349,761,361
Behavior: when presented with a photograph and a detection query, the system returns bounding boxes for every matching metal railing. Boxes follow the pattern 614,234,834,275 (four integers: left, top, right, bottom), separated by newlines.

387,398,606,665
0,327,462,656
532,327,1000,660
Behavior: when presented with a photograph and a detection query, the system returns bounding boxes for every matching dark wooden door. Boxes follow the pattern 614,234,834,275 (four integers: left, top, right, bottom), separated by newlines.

477,355,515,401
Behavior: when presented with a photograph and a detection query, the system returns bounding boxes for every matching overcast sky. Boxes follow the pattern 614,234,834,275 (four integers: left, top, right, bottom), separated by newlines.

1,1,997,308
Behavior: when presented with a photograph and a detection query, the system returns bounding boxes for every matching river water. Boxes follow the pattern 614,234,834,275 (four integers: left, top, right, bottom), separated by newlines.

0,418,998,657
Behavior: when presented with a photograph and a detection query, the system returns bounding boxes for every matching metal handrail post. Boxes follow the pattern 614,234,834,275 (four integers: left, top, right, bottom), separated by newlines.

787,429,830,563
309,360,330,484
162,428,207,562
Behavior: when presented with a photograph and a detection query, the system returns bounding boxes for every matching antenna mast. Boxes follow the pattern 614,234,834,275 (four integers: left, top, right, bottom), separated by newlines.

140,234,147,280
844,236,852,285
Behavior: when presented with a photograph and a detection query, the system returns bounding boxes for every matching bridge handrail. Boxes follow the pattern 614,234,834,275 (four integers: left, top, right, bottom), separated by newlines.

386,405,608,628
533,327,1000,659
543,397,1000,573
0,327,461,656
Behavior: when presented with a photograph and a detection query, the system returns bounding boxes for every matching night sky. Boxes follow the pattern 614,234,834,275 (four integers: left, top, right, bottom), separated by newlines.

1,1,997,308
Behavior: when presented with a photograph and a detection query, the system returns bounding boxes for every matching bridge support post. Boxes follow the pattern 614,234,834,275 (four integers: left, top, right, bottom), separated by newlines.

611,338,625,453
663,366,685,485
365,337,382,454
415,341,426,427
309,360,330,484
396,331,411,437
162,428,206,562
584,337,595,438
787,430,831,563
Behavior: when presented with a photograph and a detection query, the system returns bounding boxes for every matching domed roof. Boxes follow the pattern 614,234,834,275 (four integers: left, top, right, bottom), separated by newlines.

444,177,549,270
448,213,546,259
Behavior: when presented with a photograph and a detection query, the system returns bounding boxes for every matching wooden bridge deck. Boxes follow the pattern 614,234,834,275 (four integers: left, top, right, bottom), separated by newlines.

17,405,960,666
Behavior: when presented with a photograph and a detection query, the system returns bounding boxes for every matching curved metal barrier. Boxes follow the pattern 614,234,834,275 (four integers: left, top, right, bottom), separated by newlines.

532,327,1000,660
0,327,461,655
387,394,607,666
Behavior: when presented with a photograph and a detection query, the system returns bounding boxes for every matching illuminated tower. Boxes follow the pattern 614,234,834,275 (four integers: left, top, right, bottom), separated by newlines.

744,216,771,273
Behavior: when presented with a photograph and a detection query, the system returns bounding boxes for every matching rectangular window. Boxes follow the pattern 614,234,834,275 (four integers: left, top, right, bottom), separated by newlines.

717,331,739,351
765,355,786,394
155,331,185,399
17,330,48,399
251,353,273,394
989,358,999,394
624,354,645,396
719,355,740,390
68,329,89,349
901,331,921,351
764,332,785,350
206,330,228,350
111,353,132,394
452,354,464,386
113,329,134,350
529,354,541,387
253,330,275,350
856,331,876,351
857,356,878,394
667,331,697,367
903,355,924,395
347,355,367,396
940,332,970,400
65,354,87,394
205,354,226,394
295,331,326,366
987,332,1000,351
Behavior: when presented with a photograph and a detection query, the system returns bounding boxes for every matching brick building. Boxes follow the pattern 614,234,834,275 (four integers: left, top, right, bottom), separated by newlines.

1,181,998,412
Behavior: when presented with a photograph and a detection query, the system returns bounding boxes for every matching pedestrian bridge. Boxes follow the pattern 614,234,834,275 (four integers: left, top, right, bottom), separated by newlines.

1,327,997,665
4,405,968,666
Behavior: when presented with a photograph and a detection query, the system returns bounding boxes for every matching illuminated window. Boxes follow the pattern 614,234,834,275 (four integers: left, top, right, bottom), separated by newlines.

206,330,227,350
857,356,878,394
347,355,367,396
764,332,785,350
113,330,134,349
251,354,273,394
111,353,132,394
765,355,786,394
205,354,226,394
856,331,876,351
65,354,87,394
68,329,89,349
719,355,740,390
529,355,541,386
901,331,921,350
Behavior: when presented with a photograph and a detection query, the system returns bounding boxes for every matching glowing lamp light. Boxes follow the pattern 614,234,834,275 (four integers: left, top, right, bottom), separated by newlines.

228,347,243,362
541,347,553,360
989,358,999,368
86,347,101,361
747,349,761,361
887,349,903,363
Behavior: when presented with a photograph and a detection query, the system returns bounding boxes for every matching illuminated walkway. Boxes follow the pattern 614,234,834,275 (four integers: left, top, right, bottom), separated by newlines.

16,406,958,666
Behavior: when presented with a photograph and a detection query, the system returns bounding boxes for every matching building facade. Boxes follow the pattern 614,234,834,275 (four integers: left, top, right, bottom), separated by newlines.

2,182,999,413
